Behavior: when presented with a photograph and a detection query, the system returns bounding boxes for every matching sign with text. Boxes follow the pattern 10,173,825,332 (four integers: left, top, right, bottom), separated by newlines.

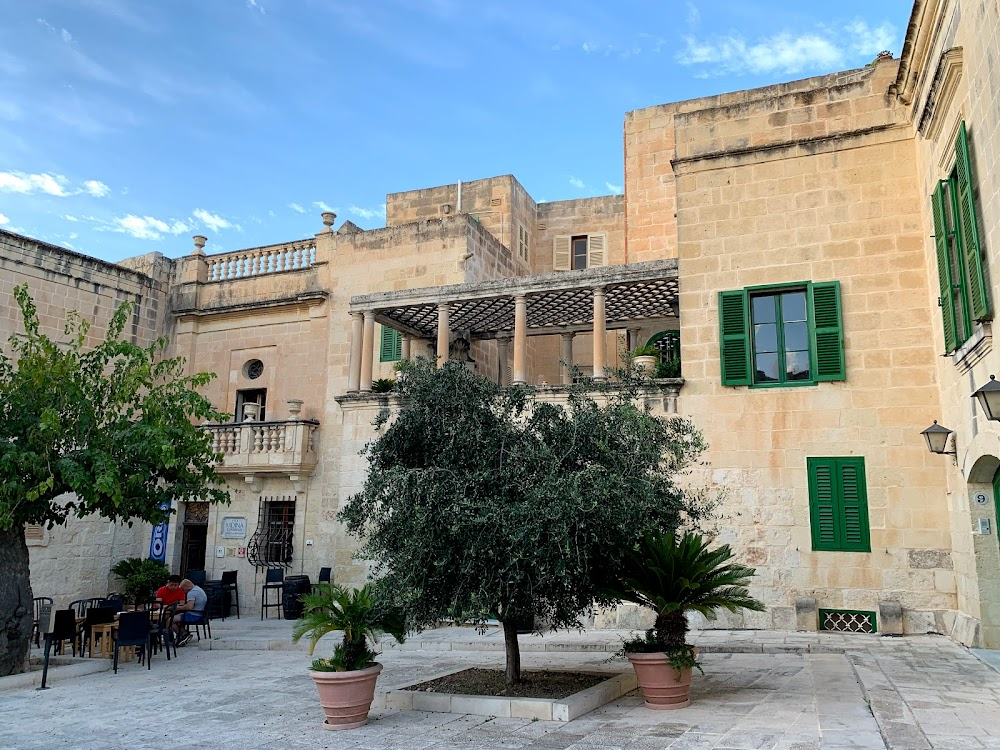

221,517,247,539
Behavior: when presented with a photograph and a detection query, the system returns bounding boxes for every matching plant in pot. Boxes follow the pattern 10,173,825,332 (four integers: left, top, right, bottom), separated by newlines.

110,557,169,607
292,582,406,730
631,345,659,375
609,531,764,709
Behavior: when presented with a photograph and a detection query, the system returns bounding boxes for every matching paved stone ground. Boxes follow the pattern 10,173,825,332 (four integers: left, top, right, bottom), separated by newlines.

1,623,997,750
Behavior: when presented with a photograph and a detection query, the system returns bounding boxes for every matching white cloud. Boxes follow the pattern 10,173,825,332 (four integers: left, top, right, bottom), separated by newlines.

108,214,190,240
313,200,335,213
685,2,700,27
569,176,586,189
605,182,623,194
63,215,80,221
193,208,237,233
83,180,110,197
581,42,595,54
247,0,265,13
845,20,895,56
347,203,386,221
0,171,74,196
0,213,9,225
678,32,844,76
288,202,305,213
61,28,73,43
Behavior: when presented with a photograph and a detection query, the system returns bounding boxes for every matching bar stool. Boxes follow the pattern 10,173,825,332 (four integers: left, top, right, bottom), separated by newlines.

221,570,240,619
260,568,284,620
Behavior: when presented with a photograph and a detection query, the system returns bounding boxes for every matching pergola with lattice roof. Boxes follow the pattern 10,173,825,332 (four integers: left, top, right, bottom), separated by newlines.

344,259,678,391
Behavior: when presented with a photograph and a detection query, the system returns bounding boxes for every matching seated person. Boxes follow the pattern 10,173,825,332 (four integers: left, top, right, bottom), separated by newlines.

171,579,208,646
155,575,187,608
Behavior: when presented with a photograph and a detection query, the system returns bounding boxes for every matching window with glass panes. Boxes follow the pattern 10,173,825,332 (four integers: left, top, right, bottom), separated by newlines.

571,235,588,270
751,290,810,384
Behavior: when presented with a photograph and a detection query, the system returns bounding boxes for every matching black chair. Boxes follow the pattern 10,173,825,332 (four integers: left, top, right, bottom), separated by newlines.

49,609,78,657
32,597,53,647
318,567,332,584
150,602,178,661
183,607,211,642
261,568,284,620
112,611,152,673
186,570,207,586
78,607,115,657
220,571,239,619
99,597,125,614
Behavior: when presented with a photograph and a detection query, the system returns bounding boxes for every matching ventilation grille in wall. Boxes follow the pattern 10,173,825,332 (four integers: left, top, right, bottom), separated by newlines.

24,524,44,541
537,223,547,231
491,198,502,206
819,609,877,633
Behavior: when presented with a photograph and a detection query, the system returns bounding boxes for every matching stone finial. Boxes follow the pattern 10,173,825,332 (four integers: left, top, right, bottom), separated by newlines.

321,211,337,232
192,235,207,256
876,50,893,61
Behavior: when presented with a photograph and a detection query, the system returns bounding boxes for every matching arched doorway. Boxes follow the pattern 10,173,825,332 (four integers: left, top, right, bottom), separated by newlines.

962,455,1000,647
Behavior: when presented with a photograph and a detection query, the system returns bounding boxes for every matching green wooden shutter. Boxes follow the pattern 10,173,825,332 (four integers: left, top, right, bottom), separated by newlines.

955,121,990,321
932,180,958,353
718,290,750,386
380,326,401,362
809,281,845,382
808,458,839,550
837,458,871,552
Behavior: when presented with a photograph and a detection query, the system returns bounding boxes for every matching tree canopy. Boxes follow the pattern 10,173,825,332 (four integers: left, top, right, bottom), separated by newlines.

0,285,228,675
339,358,710,684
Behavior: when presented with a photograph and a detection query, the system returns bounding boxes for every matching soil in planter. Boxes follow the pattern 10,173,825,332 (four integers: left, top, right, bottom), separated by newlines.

402,668,607,699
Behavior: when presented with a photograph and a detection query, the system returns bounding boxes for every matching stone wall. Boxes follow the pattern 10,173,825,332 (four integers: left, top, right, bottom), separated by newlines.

665,60,957,630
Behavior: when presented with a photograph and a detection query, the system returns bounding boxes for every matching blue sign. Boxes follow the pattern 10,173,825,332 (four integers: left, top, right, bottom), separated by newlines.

148,502,172,562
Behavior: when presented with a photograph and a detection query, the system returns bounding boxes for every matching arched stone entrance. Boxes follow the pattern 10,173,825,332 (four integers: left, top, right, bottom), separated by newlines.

962,453,1000,647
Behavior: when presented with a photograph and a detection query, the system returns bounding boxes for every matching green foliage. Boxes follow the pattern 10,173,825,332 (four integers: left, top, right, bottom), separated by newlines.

0,285,230,532
111,557,168,605
371,378,396,394
292,583,406,672
654,357,682,379
618,630,703,677
608,530,764,651
631,345,659,357
339,358,710,682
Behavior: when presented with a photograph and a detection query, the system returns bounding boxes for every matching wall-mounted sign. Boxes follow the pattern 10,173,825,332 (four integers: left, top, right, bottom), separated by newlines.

221,517,247,539
974,492,989,505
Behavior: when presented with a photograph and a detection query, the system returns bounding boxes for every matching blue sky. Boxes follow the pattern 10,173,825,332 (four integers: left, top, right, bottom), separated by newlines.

0,0,914,262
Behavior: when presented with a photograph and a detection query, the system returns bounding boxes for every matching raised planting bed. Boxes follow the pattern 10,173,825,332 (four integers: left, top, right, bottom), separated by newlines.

374,668,636,721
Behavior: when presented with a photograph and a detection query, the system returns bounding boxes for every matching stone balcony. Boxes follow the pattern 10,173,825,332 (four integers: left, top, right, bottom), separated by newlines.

201,419,319,492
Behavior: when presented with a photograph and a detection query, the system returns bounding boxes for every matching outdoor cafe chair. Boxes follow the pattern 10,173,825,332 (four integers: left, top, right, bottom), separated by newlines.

260,568,283,620
150,602,178,660
99,597,125,614
32,597,52,647
186,569,207,586
49,609,78,657
112,611,152,673
220,570,239,619
69,597,104,618
184,607,211,642
78,606,115,657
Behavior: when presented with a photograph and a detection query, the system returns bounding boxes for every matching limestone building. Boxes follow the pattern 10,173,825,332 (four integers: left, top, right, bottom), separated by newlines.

6,0,999,646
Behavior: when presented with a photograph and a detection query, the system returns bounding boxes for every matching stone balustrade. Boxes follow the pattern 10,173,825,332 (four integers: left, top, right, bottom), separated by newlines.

206,240,317,282
201,419,319,475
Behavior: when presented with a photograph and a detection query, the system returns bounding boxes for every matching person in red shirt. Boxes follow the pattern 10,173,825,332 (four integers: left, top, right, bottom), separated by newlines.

156,575,186,607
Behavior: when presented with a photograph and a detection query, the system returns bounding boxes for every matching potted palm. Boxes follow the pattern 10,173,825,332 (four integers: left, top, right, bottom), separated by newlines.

292,583,406,730
610,531,764,709
631,345,659,374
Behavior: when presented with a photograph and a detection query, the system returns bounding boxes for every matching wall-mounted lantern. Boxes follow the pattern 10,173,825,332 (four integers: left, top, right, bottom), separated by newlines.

921,421,955,455
972,375,1000,422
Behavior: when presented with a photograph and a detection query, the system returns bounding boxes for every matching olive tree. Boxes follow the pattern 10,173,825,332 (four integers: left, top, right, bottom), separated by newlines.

0,286,228,675
340,358,709,685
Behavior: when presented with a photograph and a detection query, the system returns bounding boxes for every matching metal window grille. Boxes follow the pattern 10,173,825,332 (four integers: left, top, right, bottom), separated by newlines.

247,497,295,568
819,608,877,633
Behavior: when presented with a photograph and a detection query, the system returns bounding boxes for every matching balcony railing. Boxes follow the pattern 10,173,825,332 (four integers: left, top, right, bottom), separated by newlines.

207,239,317,282
201,419,319,475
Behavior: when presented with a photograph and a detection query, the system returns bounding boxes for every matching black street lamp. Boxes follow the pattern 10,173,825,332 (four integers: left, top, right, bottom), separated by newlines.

972,375,1000,422
921,421,955,455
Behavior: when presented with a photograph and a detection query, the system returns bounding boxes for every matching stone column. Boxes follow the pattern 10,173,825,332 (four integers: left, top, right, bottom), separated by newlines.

627,327,641,352
592,287,606,381
513,295,527,385
436,304,450,368
560,332,575,385
401,334,411,361
360,311,375,392
347,312,363,393
497,336,510,386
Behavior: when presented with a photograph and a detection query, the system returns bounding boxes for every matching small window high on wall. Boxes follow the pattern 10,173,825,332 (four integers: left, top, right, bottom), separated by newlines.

552,233,607,271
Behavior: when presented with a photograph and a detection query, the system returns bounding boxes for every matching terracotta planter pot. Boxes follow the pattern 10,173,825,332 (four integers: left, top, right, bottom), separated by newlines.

309,663,383,730
633,355,657,374
626,648,697,709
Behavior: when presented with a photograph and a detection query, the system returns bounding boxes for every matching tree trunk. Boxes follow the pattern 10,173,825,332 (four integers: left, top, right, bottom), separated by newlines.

502,618,521,686
0,526,33,676
654,610,688,650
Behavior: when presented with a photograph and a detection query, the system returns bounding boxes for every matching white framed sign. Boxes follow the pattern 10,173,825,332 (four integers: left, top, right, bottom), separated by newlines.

221,517,247,539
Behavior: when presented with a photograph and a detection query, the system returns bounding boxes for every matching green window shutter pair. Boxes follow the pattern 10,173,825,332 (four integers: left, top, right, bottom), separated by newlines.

717,282,845,386
932,181,958,353
955,121,989,322
807,457,870,552
380,326,402,362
